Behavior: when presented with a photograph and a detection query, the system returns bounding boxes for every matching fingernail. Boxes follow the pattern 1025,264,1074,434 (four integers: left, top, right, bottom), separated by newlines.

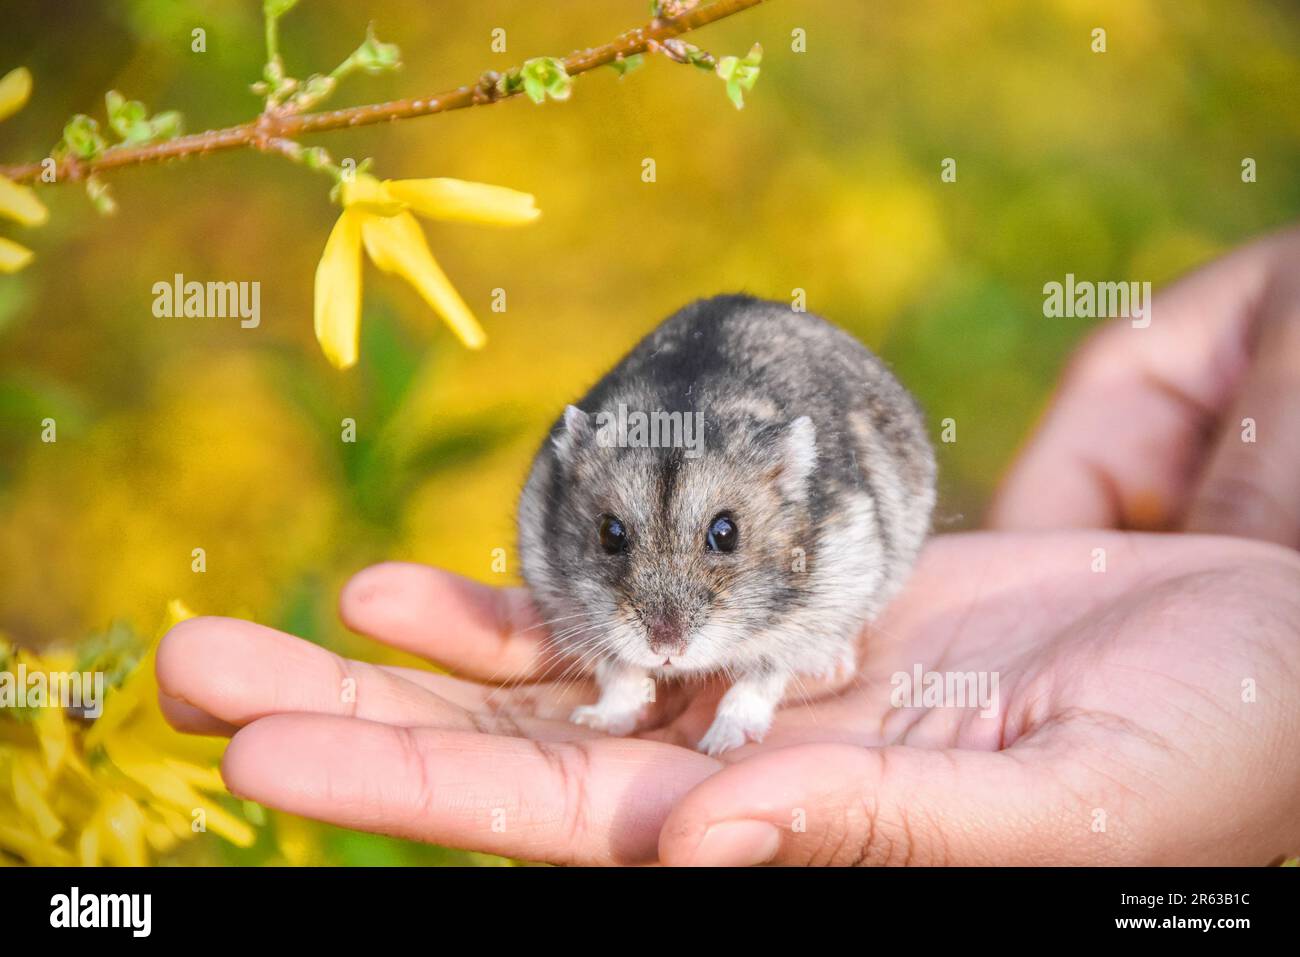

688,820,781,867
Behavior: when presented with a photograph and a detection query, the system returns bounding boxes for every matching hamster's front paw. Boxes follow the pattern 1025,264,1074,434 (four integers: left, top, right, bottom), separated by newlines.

569,704,640,737
697,670,785,755
697,713,767,756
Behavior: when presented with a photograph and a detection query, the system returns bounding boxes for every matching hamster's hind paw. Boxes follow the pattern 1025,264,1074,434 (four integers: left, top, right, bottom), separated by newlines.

569,704,640,737
697,713,767,756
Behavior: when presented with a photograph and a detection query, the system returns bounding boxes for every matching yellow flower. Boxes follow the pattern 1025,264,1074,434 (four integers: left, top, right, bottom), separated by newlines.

313,174,540,369
0,67,48,274
0,600,258,866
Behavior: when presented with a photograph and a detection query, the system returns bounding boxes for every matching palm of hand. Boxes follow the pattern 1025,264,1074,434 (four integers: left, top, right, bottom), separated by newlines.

158,530,1300,865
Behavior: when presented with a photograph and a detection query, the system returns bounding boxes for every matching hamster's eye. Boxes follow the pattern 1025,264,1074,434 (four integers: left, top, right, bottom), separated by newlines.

598,515,628,554
706,514,739,553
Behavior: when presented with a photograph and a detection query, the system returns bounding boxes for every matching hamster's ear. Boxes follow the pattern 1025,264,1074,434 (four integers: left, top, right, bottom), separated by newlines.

551,404,592,464
769,415,818,501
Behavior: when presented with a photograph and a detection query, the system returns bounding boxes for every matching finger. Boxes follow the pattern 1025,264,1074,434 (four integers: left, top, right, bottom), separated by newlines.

157,616,463,729
1185,268,1300,547
659,743,1089,866
157,616,597,741
988,226,1300,531
222,712,720,865
382,665,592,720
157,689,239,736
340,562,568,683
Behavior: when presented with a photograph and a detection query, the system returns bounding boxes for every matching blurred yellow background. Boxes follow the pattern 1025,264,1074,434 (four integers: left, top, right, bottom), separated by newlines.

1,0,1297,864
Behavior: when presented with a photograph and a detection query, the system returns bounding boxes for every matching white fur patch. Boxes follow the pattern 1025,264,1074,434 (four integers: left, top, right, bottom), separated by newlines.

697,670,788,755
776,415,818,501
570,658,653,736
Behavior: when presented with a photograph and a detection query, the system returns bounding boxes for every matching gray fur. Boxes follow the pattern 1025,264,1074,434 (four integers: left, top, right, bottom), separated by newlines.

517,295,936,753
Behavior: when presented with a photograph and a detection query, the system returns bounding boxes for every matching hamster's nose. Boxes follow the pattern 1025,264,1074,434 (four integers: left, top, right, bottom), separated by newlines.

645,613,686,656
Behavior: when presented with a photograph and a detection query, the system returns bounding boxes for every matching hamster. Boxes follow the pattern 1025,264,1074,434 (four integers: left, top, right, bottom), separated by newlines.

517,295,936,755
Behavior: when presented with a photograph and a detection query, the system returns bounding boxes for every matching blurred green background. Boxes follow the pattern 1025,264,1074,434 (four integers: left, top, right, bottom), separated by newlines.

1,0,1297,864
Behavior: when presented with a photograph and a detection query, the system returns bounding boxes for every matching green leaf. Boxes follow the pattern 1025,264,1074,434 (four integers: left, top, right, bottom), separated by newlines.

62,114,107,159
127,122,157,145
85,174,117,216
352,23,402,75
494,70,525,97
519,57,571,104
608,53,644,77
302,75,334,98
109,93,147,131
290,73,337,111
149,110,183,140
104,90,126,121
105,91,183,145
716,42,762,109
723,74,744,109
677,42,715,70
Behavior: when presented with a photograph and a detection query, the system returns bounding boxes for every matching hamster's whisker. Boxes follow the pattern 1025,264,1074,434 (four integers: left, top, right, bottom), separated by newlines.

551,636,620,687
520,611,591,633
471,622,613,712
532,644,596,686
522,622,621,689
784,672,822,718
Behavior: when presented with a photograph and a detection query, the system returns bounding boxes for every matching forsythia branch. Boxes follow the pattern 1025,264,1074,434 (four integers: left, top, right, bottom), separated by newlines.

0,0,769,186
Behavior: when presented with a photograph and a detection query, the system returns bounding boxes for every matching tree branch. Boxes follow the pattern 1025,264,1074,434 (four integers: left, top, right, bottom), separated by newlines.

0,0,769,185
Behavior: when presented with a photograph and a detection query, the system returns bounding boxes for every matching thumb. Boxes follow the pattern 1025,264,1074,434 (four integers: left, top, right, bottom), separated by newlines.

1183,262,1300,547
658,743,1089,866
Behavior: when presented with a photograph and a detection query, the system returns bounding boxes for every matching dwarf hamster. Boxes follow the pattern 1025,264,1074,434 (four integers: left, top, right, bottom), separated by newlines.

517,295,935,755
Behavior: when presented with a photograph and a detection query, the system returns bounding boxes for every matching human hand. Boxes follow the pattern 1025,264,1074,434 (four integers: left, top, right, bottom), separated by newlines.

158,530,1300,865
988,225,1300,545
